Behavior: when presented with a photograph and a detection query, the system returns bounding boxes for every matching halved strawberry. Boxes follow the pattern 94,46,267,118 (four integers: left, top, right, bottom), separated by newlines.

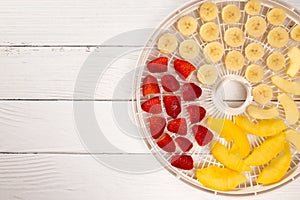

161,75,180,92
167,118,187,135
147,57,168,73
187,105,206,124
150,116,166,139
142,75,160,96
163,96,181,119
175,137,193,152
182,83,202,101
174,59,196,80
141,97,162,114
192,125,213,146
171,155,193,170
157,134,176,152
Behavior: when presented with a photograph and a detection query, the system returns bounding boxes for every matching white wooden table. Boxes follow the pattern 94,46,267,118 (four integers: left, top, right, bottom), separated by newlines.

1,0,300,199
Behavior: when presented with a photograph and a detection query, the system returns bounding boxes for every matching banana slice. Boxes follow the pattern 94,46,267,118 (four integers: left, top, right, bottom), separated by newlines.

245,0,261,15
222,4,241,24
267,8,286,26
203,41,224,63
290,25,300,42
199,22,220,42
267,27,289,48
224,27,245,47
245,16,267,38
157,33,178,54
179,39,200,60
245,42,264,62
245,64,264,83
266,52,286,72
225,50,245,71
199,1,218,22
252,84,273,105
177,16,198,36
197,65,218,85
246,105,279,120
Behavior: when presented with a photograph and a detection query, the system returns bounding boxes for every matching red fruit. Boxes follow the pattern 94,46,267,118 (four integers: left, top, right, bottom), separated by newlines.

147,57,168,73
141,97,162,114
142,75,160,96
192,125,214,146
187,105,206,124
171,155,193,170
157,134,176,152
167,118,187,135
174,59,196,80
161,75,180,92
175,137,193,152
182,83,202,101
150,116,166,139
163,96,181,119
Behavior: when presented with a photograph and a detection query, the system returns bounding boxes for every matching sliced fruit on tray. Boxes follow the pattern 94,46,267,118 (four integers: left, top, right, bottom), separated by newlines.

272,76,300,95
150,116,166,139
285,129,300,153
222,4,241,24
245,64,264,83
252,84,273,105
197,65,218,85
224,27,245,48
244,133,286,166
175,137,193,152
257,143,291,185
245,0,261,16
199,22,220,42
147,57,168,73
174,59,196,80
245,42,264,62
235,116,287,137
142,75,160,96
199,1,218,22
290,25,300,42
163,96,181,119
267,8,286,26
171,155,193,170
267,27,289,48
157,33,178,54
246,105,279,120
287,47,300,78
187,105,206,124
203,41,224,63
167,118,187,135
245,16,267,38
207,117,250,158
161,74,180,92
179,39,200,60
177,16,197,36
182,83,202,101
278,93,299,125
266,52,286,72
157,133,176,152
141,97,162,114
225,50,245,71
192,125,213,146
211,141,251,172
196,166,247,191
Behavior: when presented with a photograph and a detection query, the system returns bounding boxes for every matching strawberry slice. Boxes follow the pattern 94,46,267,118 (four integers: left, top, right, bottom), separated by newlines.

175,137,193,152
157,134,176,152
163,96,181,119
150,116,166,139
141,97,162,114
161,75,180,92
167,118,187,135
147,57,168,73
171,155,193,170
174,59,196,80
192,125,214,146
182,83,202,101
187,105,206,124
142,75,160,96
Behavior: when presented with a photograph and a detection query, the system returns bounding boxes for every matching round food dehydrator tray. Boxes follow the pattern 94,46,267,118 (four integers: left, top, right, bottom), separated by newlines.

133,0,300,195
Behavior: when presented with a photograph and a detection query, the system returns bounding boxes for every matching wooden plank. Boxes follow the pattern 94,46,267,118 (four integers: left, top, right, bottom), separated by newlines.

0,154,299,199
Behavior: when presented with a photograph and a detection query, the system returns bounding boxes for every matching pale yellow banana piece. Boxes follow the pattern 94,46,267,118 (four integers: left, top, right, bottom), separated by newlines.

203,41,224,63
225,50,245,71
245,64,264,83
252,84,273,105
278,93,299,125
245,42,264,61
290,25,300,42
157,33,178,54
177,16,198,36
246,105,279,120
245,0,261,15
272,76,300,95
245,16,267,38
199,22,220,42
222,4,241,24
197,65,218,85
179,39,200,60
199,1,218,22
224,27,245,47
267,27,289,48
266,52,286,72
267,8,286,26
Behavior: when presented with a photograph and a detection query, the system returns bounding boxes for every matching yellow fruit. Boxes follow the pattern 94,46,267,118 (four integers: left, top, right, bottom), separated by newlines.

199,1,218,22
285,129,300,153
245,0,261,15
203,41,224,63
257,143,291,185
225,50,245,71
246,105,279,120
272,76,300,95
196,166,246,191
199,22,220,42
267,8,286,26
207,117,250,158
211,141,251,172
278,93,299,125
197,65,218,85
234,116,287,137
224,27,245,48
267,27,289,48
245,42,264,62
287,47,300,78
252,84,273,105
290,25,300,42
157,33,178,54
245,134,286,166
222,4,241,24
177,16,198,36
245,16,267,38
179,39,200,59
245,64,264,83
266,52,286,72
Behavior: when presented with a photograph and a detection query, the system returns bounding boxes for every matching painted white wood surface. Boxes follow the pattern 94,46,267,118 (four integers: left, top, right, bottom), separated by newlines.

1,0,300,199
